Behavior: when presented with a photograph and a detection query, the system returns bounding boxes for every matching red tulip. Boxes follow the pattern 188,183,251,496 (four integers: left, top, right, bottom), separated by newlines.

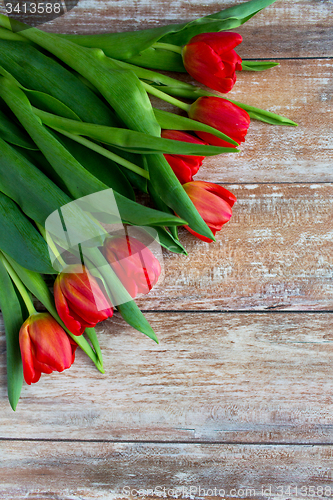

188,96,250,148
162,130,207,184
183,181,237,242
19,312,76,385
54,264,113,337
182,32,242,93
103,235,161,298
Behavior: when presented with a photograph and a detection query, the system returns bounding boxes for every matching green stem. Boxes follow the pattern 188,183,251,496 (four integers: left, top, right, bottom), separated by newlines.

152,42,183,54
108,58,194,90
141,82,191,112
0,252,36,316
85,327,104,369
51,127,150,179
0,26,28,42
156,86,299,127
36,222,66,269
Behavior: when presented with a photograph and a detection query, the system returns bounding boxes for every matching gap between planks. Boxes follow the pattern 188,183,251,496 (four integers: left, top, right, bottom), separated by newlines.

1,437,333,446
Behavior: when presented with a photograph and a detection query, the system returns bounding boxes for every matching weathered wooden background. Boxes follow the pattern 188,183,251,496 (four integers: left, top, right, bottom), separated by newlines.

0,0,333,498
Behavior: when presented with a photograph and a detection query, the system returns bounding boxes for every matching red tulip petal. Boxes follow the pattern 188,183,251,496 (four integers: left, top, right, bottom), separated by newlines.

33,359,54,375
19,321,41,385
111,260,139,298
104,236,161,299
223,50,243,68
54,278,84,336
183,42,228,92
164,154,196,184
161,130,207,145
198,194,232,227
182,181,236,242
189,97,250,147
162,130,206,182
189,32,242,55
29,314,73,372
183,33,242,93
59,270,112,325
184,225,215,243
188,181,237,207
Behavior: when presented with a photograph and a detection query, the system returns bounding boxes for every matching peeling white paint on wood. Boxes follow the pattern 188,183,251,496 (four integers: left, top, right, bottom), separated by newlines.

1,313,333,442
133,184,333,311
193,60,332,183
0,442,333,499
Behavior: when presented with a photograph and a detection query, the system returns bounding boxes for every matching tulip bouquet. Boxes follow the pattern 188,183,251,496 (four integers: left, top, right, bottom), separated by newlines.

0,0,297,410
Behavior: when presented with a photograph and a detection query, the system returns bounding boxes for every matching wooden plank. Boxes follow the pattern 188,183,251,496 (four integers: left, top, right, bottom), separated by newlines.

1,312,333,442
149,60,332,184
36,0,333,59
22,183,333,312
135,183,333,311
0,441,333,499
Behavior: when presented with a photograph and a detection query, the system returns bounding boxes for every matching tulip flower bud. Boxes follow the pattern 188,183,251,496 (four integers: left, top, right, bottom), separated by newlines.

182,32,243,93
188,96,250,147
54,265,113,337
161,130,207,184
183,181,237,242
103,235,161,299
19,312,76,385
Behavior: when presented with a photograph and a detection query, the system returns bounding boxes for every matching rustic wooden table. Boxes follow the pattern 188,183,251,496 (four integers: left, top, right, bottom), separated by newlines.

0,0,332,498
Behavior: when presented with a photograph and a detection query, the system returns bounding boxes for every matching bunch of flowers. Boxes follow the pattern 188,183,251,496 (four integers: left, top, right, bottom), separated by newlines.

0,0,297,410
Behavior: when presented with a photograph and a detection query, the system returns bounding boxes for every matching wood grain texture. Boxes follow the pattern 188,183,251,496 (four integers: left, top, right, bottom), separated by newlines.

33,0,333,59
193,59,333,183
1,312,333,442
150,59,333,184
1,442,333,499
134,183,333,311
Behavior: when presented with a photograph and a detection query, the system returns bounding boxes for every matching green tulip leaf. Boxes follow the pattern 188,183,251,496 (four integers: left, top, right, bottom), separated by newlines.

51,131,136,199
0,77,184,228
23,88,82,121
147,183,180,242
125,48,185,72
33,108,238,155
241,60,280,71
106,146,149,193
154,108,239,145
160,0,278,46
0,257,24,411
153,87,298,127
0,192,54,274
144,226,187,255
0,26,27,42
0,22,215,240
53,0,277,70
226,98,298,126
0,137,71,224
51,128,149,181
0,39,117,126
0,107,37,150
